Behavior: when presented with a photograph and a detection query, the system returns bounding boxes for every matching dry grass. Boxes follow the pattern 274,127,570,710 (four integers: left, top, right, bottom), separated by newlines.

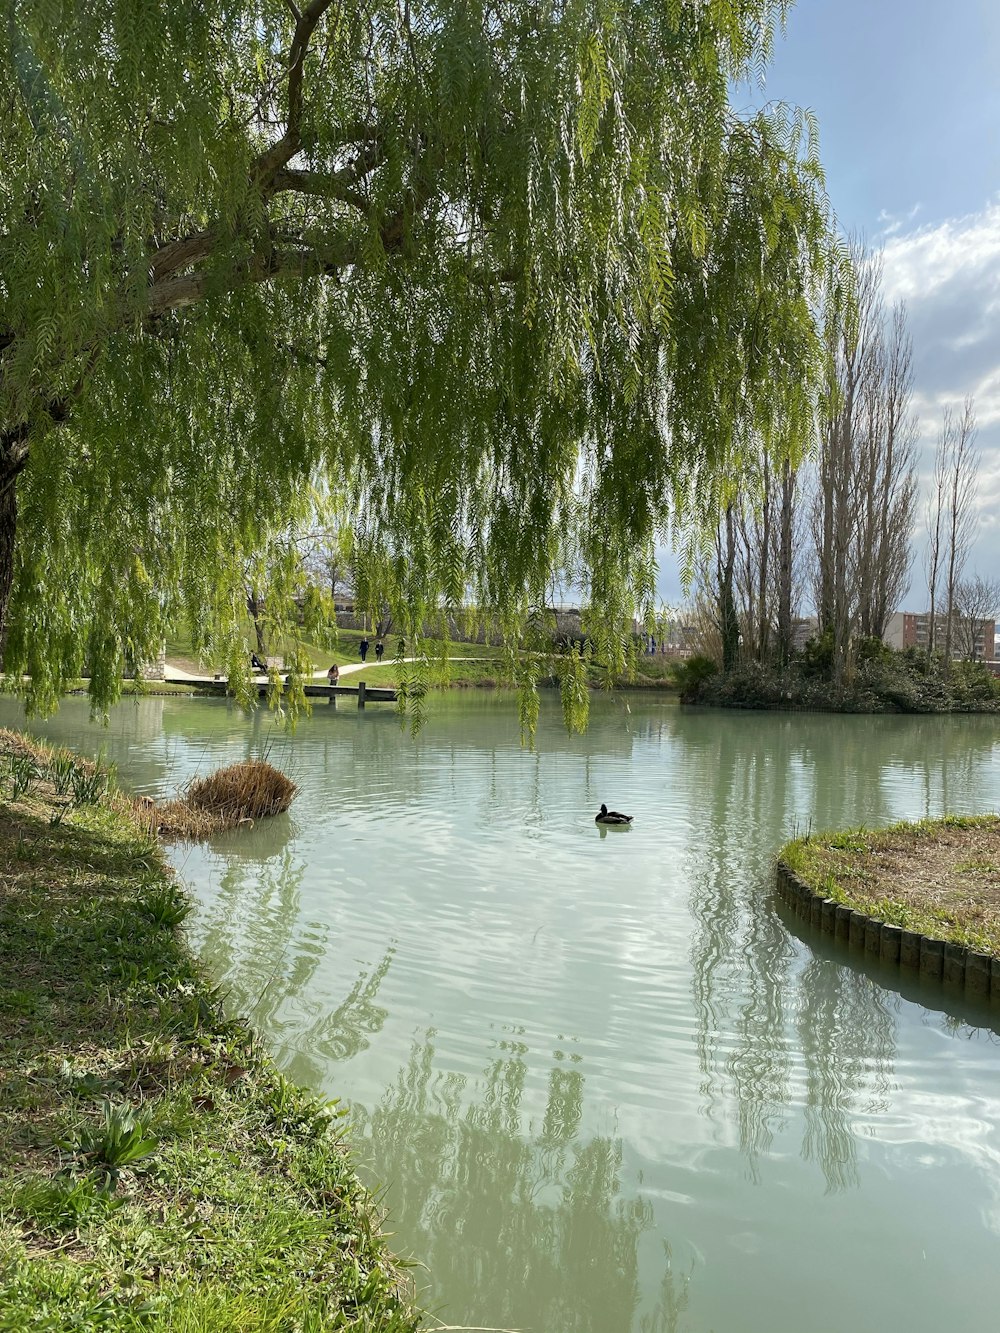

154,759,297,838
0,727,50,765
782,814,1000,956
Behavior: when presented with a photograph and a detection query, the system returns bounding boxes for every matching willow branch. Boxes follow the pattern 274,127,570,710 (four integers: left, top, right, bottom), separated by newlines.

271,167,370,213
147,229,217,283
252,0,339,188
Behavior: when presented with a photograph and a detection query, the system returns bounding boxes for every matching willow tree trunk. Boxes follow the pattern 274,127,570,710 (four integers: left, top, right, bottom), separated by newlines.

720,503,740,673
0,461,20,663
776,459,794,666
246,590,268,657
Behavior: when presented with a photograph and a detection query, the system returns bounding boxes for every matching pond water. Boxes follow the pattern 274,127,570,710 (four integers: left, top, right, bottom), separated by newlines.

5,692,1000,1333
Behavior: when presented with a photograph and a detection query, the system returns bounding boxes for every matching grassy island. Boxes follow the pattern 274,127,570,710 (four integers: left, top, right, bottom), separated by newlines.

0,730,420,1331
780,814,1000,959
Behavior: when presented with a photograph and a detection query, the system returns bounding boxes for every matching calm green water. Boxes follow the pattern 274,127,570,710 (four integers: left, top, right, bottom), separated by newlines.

5,693,1000,1333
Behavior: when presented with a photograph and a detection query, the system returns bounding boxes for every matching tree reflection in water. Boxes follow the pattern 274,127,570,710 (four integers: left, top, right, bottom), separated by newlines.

192,851,393,1082
796,957,897,1193
682,711,988,1194
347,1032,692,1333
174,700,1000,1331
192,859,693,1330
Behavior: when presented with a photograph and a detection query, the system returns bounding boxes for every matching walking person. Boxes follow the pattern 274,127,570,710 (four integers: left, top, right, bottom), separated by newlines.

375,638,384,662
327,662,340,685
359,636,369,662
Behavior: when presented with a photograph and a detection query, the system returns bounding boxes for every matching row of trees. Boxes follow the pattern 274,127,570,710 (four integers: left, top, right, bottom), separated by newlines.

698,237,991,680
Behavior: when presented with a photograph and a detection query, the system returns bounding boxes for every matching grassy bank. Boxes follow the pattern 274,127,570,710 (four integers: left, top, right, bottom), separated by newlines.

164,628,505,678
780,815,1000,958
0,730,421,1331
164,626,677,693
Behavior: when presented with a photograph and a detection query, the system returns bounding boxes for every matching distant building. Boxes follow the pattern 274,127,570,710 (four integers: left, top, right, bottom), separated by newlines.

791,617,818,652
663,623,697,655
884,611,998,661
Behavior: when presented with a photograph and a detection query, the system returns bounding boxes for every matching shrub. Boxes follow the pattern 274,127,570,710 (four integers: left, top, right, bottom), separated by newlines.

855,635,893,667
670,654,718,699
798,631,834,676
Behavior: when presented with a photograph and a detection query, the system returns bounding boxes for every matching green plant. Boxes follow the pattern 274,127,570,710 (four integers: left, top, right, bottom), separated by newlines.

141,884,193,929
855,635,893,667
799,630,835,677
55,1100,159,1188
8,754,40,800
0,989,37,1016
669,654,718,697
48,752,77,796
10,1175,119,1232
70,763,110,807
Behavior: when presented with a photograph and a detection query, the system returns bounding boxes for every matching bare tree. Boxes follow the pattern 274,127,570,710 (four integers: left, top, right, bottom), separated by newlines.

925,433,947,658
731,452,808,668
952,574,1000,661
775,458,797,666
854,302,918,638
942,399,979,661
733,458,774,664
813,241,916,677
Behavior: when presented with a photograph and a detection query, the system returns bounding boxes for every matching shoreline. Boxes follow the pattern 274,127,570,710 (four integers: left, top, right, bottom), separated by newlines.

55,675,680,702
777,816,1000,996
0,729,422,1328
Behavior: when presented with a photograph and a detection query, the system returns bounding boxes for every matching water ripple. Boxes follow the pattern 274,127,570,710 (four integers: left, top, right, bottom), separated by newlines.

4,694,1000,1333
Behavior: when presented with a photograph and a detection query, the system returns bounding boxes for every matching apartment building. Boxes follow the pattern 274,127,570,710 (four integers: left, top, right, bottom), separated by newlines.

884,611,998,662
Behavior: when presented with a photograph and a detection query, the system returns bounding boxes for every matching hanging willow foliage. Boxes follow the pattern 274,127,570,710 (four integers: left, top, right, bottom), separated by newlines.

0,0,840,722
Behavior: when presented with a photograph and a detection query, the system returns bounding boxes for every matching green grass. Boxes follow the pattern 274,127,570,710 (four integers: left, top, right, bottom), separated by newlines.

163,623,676,691
165,624,506,675
0,732,421,1331
63,680,218,699
779,814,1000,957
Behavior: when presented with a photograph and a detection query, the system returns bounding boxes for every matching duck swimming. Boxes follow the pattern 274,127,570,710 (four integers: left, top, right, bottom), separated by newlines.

596,803,633,825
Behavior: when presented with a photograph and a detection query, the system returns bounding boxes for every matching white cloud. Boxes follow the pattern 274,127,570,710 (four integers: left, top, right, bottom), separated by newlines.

876,202,922,239
879,199,1000,596
882,199,1000,306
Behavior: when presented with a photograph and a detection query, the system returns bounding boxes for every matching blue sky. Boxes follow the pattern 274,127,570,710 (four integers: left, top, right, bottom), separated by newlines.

659,0,1000,608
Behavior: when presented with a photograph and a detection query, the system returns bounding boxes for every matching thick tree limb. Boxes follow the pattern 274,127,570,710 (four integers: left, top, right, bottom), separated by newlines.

146,238,357,317
252,0,339,188
148,229,217,283
271,167,370,213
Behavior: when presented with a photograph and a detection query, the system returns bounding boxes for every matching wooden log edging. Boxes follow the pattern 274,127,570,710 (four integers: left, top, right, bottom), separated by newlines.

775,862,1000,1003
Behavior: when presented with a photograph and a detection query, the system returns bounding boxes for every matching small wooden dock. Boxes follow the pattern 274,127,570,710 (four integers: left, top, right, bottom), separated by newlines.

167,678,397,709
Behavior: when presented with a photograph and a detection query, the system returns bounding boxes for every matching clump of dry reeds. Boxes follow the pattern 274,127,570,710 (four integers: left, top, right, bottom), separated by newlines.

0,728,51,766
155,759,297,838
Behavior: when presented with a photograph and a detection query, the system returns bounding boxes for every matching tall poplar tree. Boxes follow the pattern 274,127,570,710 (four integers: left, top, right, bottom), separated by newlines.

1,0,836,715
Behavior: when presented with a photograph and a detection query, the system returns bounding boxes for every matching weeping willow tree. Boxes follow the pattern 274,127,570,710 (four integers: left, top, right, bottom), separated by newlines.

1,0,836,720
